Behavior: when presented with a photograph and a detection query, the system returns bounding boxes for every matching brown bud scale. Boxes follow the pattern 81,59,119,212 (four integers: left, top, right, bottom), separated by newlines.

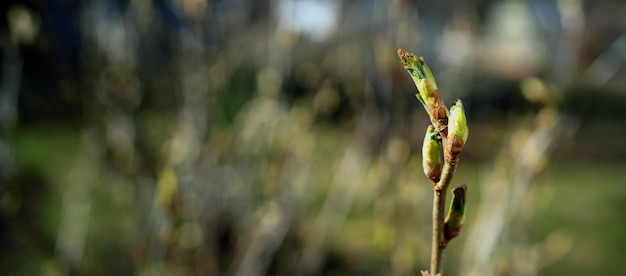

424,162,442,183
448,134,465,156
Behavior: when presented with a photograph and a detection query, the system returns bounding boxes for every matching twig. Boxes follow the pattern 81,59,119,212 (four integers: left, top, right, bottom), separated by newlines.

430,155,459,273
398,49,469,275
431,186,447,274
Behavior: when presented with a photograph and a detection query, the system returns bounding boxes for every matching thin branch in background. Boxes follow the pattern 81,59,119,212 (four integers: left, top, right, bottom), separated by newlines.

0,5,30,196
459,88,562,275
295,140,372,274
56,132,98,268
460,0,584,274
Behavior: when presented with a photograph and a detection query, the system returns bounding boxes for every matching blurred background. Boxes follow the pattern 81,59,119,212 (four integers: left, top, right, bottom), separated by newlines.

1,0,625,275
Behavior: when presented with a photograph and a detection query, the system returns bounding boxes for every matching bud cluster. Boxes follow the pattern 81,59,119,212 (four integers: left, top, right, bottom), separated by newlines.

398,49,469,174
398,49,470,252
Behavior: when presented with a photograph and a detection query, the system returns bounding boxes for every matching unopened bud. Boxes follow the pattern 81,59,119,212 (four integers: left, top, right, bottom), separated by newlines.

422,125,442,182
397,49,439,108
444,184,467,241
447,99,468,156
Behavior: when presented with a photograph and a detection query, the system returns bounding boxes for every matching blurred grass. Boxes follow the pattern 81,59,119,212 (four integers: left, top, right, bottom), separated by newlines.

14,122,79,181
10,120,626,275
532,162,626,276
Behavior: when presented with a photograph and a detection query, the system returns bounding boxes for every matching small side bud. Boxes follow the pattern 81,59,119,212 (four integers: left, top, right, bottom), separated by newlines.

422,125,442,182
447,99,468,156
444,184,467,241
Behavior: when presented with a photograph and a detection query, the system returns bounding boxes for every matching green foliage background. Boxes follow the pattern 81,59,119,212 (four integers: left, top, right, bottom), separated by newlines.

1,1,625,275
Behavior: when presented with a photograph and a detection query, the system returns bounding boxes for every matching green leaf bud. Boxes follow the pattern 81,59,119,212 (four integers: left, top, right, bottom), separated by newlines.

422,125,442,182
444,184,467,241
397,49,439,107
447,99,468,156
